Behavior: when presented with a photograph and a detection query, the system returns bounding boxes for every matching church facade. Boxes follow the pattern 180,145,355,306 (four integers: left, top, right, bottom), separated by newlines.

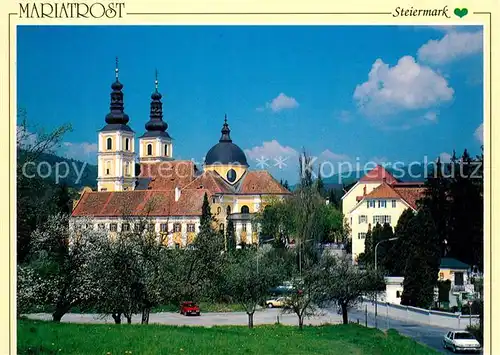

71,63,291,247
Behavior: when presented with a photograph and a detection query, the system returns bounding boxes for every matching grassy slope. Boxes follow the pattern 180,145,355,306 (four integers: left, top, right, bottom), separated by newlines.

18,319,438,355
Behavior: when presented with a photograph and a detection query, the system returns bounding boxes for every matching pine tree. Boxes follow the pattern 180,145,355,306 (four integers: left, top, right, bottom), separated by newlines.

200,193,213,230
283,180,290,191
420,157,450,257
401,208,440,308
363,226,374,267
226,219,236,252
447,149,483,268
316,167,325,196
388,209,416,276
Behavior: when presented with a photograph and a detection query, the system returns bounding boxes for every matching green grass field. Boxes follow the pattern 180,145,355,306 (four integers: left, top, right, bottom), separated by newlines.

18,319,439,355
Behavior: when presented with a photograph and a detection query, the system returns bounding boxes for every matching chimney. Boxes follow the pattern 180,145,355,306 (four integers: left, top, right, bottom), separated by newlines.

175,187,181,202
363,185,366,196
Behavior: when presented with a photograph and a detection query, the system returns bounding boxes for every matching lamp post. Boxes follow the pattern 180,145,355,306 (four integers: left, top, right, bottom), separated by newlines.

374,237,399,328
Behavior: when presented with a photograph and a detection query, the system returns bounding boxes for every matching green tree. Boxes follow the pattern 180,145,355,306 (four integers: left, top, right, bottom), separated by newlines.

317,254,386,324
419,157,450,257
447,149,483,269
360,227,374,267
401,208,441,308
223,248,284,328
386,209,416,276
226,219,236,252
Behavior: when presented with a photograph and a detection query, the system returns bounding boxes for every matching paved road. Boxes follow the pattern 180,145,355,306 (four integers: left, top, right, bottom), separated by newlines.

25,308,482,354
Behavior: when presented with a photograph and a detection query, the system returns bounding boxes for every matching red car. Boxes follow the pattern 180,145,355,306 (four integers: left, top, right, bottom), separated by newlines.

180,301,200,316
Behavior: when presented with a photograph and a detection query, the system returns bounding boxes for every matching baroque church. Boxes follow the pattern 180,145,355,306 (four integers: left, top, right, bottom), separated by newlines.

71,62,291,247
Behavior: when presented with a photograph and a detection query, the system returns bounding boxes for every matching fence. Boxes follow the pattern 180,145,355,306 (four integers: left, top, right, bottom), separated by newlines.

359,298,480,330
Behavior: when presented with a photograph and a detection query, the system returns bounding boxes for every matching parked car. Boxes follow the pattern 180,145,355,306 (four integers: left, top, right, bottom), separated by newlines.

443,330,481,353
265,297,289,308
180,301,200,316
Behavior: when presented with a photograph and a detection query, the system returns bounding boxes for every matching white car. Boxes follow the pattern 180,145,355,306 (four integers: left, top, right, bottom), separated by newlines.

443,330,481,353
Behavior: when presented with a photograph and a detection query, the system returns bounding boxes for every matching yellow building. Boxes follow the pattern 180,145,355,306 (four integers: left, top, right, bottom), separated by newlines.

341,165,425,262
72,64,291,247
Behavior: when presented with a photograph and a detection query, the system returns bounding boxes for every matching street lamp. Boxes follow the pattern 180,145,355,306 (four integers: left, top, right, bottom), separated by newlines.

373,237,399,328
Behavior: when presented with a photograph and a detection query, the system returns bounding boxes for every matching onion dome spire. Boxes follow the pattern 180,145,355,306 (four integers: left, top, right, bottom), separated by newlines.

105,57,130,125
219,114,232,142
144,69,168,134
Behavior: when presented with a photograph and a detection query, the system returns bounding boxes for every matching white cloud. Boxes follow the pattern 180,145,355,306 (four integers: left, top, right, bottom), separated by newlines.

320,149,350,162
258,93,299,113
474,123,483,143
60,141,98,163
244,140,298,161
424,111,438,122
354,56,454,116
418,30,483,65
439,152,452,163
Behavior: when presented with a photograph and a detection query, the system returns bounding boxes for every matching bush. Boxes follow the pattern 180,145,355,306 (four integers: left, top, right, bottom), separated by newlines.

466,324,483,345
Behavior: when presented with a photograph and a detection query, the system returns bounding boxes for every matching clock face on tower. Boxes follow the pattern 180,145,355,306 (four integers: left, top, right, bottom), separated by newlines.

226,168,237,183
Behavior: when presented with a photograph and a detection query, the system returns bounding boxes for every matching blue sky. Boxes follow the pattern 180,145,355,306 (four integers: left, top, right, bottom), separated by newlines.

17,25,484,183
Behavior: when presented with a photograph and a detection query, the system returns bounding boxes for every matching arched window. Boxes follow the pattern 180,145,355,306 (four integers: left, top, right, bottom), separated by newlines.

147,144,152,156
164,144,168,156
107,137,112,150
219,223,224,232
217,206,222,215
105,161,111,175
124,162,129,176
226,206,231,216
125,138,129,151
241,205,250,214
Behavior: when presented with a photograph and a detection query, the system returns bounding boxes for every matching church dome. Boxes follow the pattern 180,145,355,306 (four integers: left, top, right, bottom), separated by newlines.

205,116,248,167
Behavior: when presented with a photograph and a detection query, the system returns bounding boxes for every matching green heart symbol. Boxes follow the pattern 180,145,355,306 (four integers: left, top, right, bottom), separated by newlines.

454,8,468,18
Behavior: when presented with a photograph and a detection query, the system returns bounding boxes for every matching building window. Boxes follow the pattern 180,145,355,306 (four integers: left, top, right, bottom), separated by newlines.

392,199,397,208
454,272,464,286
134,223,144,233
373,215,391,225
160,223,168,232
396,291,401,298
105,161,111,175
219,223,225,232
358,233,366,240
122,223,130,232
174,223,181,232
358,215,367,224
242,223,247,232
125,138,129,151
226,206,231,215
241,205,250,214
107,137,112,150
187,224,195,232
147,144,152,156
98,223,105,230
164,144,168,156
367,200,376,208
147,223,155,232
378,200,387,208
110,223,117,232
101,188,107,192
217,206,222,215
439,272,444,280
125,162,129,176
175,243,180,249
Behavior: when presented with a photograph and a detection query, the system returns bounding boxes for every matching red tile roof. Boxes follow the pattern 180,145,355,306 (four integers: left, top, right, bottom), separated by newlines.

393,187,425,209
72,189,210,217
182,170,233,194
138,161,196,190
359,165,398,184
238,171,291,195
362,182,425,210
